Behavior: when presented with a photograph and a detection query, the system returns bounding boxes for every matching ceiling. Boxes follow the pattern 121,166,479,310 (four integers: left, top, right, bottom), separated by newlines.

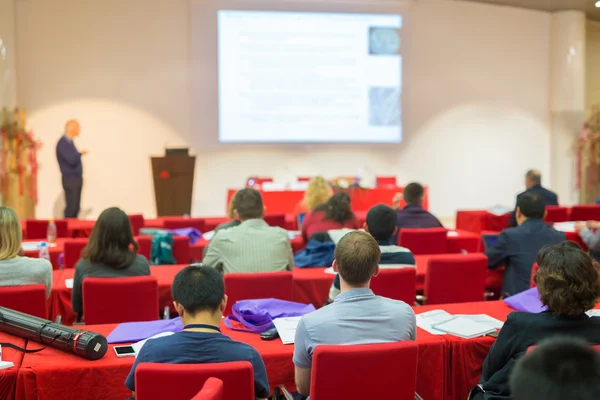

460,0,600,20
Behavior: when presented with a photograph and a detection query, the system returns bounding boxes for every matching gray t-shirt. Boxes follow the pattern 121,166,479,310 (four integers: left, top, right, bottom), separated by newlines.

71,254,151,318
293,288,416,369
0,257,52,297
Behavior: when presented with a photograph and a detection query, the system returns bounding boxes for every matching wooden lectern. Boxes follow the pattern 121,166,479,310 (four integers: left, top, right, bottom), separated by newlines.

151,153,195,216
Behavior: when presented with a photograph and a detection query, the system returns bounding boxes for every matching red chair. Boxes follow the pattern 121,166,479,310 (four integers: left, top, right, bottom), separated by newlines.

371,268,416,305
192,378,224,400
82,276,158,324
530,263,539,288
544,206,569,223
25,219,69,240
0,284,47,318
136,236,152,260
297,177,312,182
172,235,190,264
399,228,448,255
422,254,488,304
135,362,254,400
570,205,600,222
163,218,206,233
223,272,293,316
63,239,89,269
375,176,397,188
264,214,286,228
129,214,145,236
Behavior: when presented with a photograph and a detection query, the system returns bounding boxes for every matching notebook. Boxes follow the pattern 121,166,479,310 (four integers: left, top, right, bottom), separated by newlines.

272,316,302,345
432,317,497,338
415,310,454,335
65,279,74,289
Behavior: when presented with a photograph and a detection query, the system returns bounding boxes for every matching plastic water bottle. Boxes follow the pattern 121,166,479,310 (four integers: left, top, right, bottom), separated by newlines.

47,219,57,244
39,242,51,263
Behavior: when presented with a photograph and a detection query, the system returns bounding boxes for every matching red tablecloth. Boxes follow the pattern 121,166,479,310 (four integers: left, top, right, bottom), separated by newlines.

23,240,65,270
227,187,429,214
447,230,482,253
0,331,26,400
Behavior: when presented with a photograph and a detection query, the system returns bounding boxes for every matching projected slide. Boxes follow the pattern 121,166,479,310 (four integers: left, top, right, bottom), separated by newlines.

218,10,402,143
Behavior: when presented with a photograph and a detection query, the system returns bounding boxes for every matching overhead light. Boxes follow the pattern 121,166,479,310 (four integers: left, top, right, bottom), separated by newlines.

596,0,600,8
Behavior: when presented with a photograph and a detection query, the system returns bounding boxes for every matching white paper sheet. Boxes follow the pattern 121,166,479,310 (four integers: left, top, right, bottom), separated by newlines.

447,231,459,237
21,242,57,251
432,317,496,338
202,230,215,240
487,205,512,216
324,267,336,275
327,228,358,245
454,314,504,330
586,310,600,317
273,316,302,345
287,231,301,240
553,222,577,233
131,331,176,356
65,279,73,289
416,310,454,335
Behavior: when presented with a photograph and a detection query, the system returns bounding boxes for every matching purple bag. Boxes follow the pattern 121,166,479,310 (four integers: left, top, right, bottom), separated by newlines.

165,228,202,245
503,287,548,313
224,298,316,333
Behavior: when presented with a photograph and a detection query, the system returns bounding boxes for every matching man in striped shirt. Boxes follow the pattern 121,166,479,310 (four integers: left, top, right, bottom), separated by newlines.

203,188,293,274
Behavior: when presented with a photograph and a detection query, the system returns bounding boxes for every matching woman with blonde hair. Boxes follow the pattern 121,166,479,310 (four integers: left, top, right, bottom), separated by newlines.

294,176,333,213
0,207,52,296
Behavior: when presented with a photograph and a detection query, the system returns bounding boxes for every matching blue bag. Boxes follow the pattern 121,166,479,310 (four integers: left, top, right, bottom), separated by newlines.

294,239,335,268
151,231,176,265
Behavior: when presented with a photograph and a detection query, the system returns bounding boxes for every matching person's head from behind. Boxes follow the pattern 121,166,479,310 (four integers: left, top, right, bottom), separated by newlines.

535,241,600,316
65,119,80,139
333,231,381,289
0,207,22,261
317,192,354,224
403,182,425,207
510,338,600,400
171,265,226,323
525,169,542,189
227,191,238,220
516,193,546,225
233,188,264,221
365,204,398,243
304,176,332,211
83,207,138,269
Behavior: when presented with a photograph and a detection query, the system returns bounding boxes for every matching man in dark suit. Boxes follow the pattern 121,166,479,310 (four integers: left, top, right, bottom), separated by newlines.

56,120,87,218
509,170,558,227
486,193,565,297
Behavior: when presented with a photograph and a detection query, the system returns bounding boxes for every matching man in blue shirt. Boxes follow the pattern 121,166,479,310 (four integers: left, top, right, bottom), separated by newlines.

56,120,87,218
486,193,565,297
124,265,270,399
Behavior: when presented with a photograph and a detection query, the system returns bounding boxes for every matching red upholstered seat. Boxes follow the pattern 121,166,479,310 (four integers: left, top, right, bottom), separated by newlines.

544,206,569,223
309,342,418,400
172,235,190,264
424,253,488,304
0,284,47,318
128,214,145,236
135,362,254,400
223,271,293,316
399,228,448,255
264,214,286,228
135,236,152,260
63,239,88,269
371,268,416,305
570,205,600,222
192,378,224,400
25,219,69,240
82,276,158,324
163,217,206,233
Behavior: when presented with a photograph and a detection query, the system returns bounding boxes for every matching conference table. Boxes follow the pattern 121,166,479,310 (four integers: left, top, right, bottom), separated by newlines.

0,332,26,400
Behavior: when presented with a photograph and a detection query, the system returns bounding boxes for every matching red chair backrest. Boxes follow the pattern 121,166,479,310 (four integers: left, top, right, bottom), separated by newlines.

223,272,293,316
570,205,600,222
83,276,158,324
172,236,190,264
370,268,416,305
424,253,488,304
544,206,569,223
135,362,254,400
0,284,47,318
135,236,152,260
264,214,286,228
25,219,69,240
399,228,448,255
63,239,89,269
375,176,397,188
192,378,224,400
163,218,206,233
530,263,539,288
310,341,418,400
129,214,145,236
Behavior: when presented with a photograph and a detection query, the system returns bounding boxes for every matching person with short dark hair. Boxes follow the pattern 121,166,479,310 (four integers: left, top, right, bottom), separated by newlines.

293,231,415,397
124,265,270,399
71,207,150,320
486,193,564,296
509,169,558,227
301,192,359,242
203,188,293,273
475,242,600,400
394,182,443,232
510,338,600,400
327,204,416,301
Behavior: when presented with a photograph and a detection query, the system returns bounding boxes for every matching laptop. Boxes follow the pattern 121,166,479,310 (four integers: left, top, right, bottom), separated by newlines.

482,234,499,251
297,213,306,228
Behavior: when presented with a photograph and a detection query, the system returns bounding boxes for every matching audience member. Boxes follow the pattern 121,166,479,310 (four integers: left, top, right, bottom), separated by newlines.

203,188,293,273
293,231,415,397
294,176,332,213
327,204,415,302
395,182,443,230
510,338,600,400
509,169,558,227
71,207,150,320
124,265,269,398
475,242,600,400
486,193,564,297
214,191,241,233
0,207,52,297
301,192,359,242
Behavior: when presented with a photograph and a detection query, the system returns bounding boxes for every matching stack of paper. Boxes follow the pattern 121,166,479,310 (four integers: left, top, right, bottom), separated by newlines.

432,317,497,339
132,331,175,356
415,310,454,335
272,316,302,345
416,310,503,338
487,205,512,216
553,222,577,233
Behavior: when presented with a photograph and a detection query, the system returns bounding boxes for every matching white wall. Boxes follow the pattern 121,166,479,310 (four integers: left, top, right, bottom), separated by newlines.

16,0,552,219
587,20,600,113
